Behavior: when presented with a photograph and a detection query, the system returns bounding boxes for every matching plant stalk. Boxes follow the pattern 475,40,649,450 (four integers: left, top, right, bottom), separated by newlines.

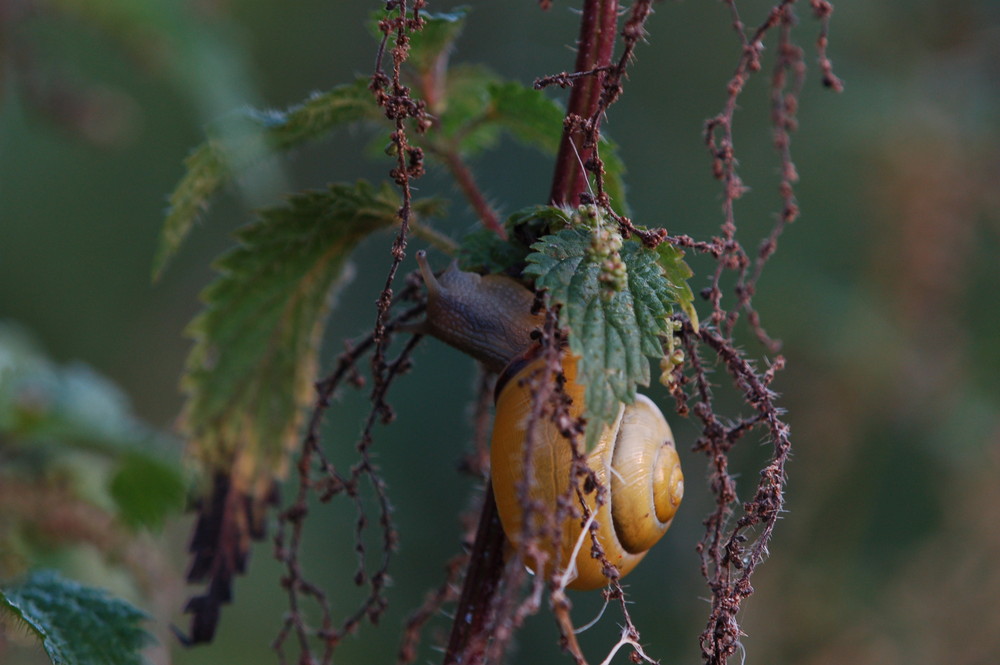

549,0,620,207
442,488,506,665
443,3,621,663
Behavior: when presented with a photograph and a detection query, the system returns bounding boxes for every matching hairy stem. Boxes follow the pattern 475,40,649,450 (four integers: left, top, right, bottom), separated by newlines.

437,147,505,238
548,0,620,206
443,4,622,664
442,489,507,665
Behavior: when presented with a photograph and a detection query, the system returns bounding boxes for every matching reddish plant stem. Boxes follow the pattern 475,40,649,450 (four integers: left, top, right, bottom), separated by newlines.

548,0,620,207
438,148,506,239
443,4,621,663
442,488,507,665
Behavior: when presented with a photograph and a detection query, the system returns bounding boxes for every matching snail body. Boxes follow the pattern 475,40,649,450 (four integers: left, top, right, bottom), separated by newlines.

413,252,543,374
413,251,683,588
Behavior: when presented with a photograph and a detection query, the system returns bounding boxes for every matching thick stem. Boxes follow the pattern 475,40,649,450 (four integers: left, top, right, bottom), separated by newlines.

548,0,620,207
442,488,506,665
442,5,621,664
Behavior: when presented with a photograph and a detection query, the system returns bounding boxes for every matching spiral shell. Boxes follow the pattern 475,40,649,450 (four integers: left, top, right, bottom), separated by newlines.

490,355,683,590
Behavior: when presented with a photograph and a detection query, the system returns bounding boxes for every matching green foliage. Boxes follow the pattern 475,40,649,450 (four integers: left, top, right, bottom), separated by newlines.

182,181,439,495
434,64,503,148
441,80,629,210
458,206,572,274
482,82,560,151
231,84,381,154
0,324,184,529
525,224,690,447
458,227,529,274
156,72,624,279
457,226,527,275
158,5,474,279
0,570,151,665
157,4,631,279
507,204,577,232
371,6,630,208
655,242,699,329
154,79,382,277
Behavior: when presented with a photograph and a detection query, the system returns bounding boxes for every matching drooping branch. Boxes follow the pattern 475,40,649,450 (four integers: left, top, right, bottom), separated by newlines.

370,0,430,394
273,294,426,665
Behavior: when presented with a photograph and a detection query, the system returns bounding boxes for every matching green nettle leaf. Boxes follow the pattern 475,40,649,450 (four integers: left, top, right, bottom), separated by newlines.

155,79,381,278
475,83,629,210
457,226,528,275
405,7,469,74
437,64,503,147
477,81,562,153
458,206,573,274
432,76,630,205
525,226,684,448
183,181,422,499
656,242,699,329
507,204,576,231
0,570,152,665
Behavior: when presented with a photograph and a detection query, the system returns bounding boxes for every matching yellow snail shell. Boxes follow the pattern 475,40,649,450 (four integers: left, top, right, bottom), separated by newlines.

410,252,683,588
490,355,683,590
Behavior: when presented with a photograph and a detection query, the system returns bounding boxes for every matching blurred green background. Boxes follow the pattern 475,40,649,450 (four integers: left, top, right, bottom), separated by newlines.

2,1,999,663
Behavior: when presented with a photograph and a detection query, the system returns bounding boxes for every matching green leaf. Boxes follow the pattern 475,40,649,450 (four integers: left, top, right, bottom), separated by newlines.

507,205,575,232
0,570,152,665
1,361,159,456
182,181,419,498
480,81,563,152
525,226,681,448
457,226,527,275
437,64,502,147
408,7,469,74
457,205,572,274
155,79,381,278
656,242,699,329
452,82,629,211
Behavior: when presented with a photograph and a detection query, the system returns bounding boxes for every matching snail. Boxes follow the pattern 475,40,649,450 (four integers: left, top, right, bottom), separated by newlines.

412,250,683,589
